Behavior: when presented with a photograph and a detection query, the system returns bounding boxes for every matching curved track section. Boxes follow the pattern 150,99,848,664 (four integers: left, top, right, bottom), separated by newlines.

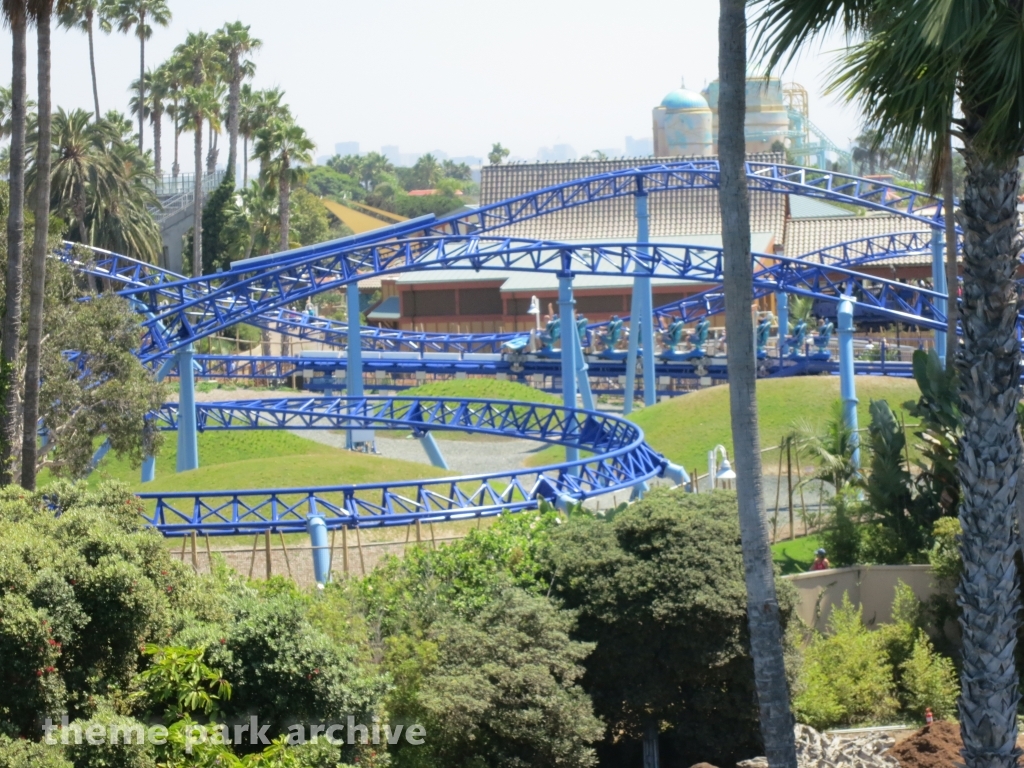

141,397,669,535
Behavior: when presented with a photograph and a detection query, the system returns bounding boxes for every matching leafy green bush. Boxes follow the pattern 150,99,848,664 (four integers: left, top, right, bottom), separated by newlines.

63,710,155,768
819,487,865,567
929,516,963,586
543,489,797,768
794,595,899,728
0,735,71,768
794,583,960,728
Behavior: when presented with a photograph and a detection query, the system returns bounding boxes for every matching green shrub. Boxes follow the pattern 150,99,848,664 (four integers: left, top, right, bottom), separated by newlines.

819,487,865,567
929,516,963,586
794,595,899,729
63,711,155,768
900,632,959,720
0,735,71,768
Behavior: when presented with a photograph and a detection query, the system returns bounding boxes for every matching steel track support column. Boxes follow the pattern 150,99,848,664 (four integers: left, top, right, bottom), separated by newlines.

558,274,580,471
142,355,179,482
418,431,449,470
175,344,199,473
930,229,948,368
624,191,650,415
776,292,788,358
307,515,331,586
346,280,365,450
838,298,860,469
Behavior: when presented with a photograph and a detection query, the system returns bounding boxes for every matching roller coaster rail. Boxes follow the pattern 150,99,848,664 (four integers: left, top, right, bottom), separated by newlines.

140,397,672,535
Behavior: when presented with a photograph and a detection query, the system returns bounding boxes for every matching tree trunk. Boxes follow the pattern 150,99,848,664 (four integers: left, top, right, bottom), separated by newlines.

153,105,162,177
227,58,240,184
955,142,1022,768
2,2,27,486
22,7,52,490
943,133,958,366
86,11,100,120
193,117,203,277
137,22,145,153
243,134,248,187
279,164,291,252
642,720,660,768
718,2,797,767
172,106,179,177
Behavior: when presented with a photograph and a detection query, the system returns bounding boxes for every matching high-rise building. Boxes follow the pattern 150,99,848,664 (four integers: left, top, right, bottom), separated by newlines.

625,136,653,157
335,141,360,156
537,144,577,162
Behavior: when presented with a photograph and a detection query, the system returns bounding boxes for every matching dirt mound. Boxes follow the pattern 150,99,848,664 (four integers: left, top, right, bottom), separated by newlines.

889,722,963,768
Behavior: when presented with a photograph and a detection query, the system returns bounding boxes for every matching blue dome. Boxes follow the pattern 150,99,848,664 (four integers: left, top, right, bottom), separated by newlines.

660,88,709,111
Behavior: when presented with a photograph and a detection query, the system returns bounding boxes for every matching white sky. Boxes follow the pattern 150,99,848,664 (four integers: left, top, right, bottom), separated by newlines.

0,0,864,163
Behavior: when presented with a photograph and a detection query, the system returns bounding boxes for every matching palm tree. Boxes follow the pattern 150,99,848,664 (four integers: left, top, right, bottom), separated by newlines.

127,69,151,150
57,0,101,119
216,21,261,185
246,87,287,182
488,142,510,165
756,2,1024,765
45,107,109,244
717,1,798,766
1,0,29,486
148,64,167,176
205,79,225,175
358,150,393,191
237,82,259,186
23,0,64,491
99,0,171,152
182,84,221,277
252,116,314,252
161,55,184,177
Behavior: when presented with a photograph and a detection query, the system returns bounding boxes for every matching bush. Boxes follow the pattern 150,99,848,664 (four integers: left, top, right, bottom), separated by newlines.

819,487,865,567
63,711,155,768
0,735,71,768
794,595,899,728
900,632,959,720
543,489,797,768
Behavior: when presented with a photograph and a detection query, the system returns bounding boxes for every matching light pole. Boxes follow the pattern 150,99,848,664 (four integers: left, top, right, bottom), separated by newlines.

707,444,737,490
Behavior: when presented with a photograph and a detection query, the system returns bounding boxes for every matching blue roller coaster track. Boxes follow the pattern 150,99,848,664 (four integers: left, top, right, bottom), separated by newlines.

64,161,967,539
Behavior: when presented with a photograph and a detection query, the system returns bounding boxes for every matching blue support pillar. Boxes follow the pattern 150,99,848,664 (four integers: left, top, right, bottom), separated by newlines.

838,298,860,469
306,515,331,586
776,292,788,357
639,274,656,407
141,355,179,483
624,192,650,415
930,229,948,368
573,312,596,411
558,274,580,470
418,431,449,470
346,281,364,450
175,344,199,473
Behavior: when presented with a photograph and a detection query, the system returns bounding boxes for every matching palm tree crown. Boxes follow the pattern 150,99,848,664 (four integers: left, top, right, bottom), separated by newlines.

216,21,261,184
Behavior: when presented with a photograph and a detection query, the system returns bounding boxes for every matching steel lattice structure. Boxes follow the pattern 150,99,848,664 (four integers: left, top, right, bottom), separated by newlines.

140,397,668,535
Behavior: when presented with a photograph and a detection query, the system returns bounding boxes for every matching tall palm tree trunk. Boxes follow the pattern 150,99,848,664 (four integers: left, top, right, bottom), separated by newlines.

718,1,797,766
193,117,203,277
943,133,958,366
137,18,145,152
2,1,28,486
955,143,1022,768
23,4,53,490
153,104,163,176
227,66,240,184
86,10,99,120
243,134,248,186
172,108,179,177
279,164,290,252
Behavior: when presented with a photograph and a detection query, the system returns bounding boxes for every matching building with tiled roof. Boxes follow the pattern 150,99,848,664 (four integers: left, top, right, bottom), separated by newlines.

785,214,936,277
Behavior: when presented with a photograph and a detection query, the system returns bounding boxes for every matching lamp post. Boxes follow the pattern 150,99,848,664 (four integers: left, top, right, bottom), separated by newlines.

707,444,737,490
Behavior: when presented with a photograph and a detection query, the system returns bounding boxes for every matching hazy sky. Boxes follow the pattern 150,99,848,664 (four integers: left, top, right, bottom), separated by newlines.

0,0,863,162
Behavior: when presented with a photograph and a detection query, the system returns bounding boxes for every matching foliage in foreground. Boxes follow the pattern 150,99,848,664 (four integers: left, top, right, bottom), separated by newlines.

794,583,958,729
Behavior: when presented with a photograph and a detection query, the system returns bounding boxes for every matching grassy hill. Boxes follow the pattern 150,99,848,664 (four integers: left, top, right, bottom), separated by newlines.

528,375,921,470
401,379,561,404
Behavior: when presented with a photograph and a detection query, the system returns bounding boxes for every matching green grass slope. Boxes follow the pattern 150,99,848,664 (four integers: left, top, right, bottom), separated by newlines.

529,375,920,469
401,379,561,404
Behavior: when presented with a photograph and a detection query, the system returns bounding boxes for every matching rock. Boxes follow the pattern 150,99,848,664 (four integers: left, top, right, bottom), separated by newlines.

737,724,900,768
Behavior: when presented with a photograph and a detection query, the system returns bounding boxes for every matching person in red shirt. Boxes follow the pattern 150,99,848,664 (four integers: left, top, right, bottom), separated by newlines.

810,548,831,571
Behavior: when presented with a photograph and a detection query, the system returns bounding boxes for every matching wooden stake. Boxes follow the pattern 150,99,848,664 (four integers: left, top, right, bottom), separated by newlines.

342,526,349,576
179,536,187,562
786,441,794,541
773,445,784,544
404,523,412,554
328,528,337,581
355,526,366,575
204,534,213,574
278,531,293,579
264,530,272,579
429,522,437,550
190,532,199,572
794,449,808,536
415,519,422,546
248,534,259,579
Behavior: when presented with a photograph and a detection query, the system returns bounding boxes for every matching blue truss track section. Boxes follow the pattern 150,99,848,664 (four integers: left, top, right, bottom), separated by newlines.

116,238,948,362
139,397,668,535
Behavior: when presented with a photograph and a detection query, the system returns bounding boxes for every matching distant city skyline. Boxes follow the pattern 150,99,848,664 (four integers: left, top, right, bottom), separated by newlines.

0,0,864,164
